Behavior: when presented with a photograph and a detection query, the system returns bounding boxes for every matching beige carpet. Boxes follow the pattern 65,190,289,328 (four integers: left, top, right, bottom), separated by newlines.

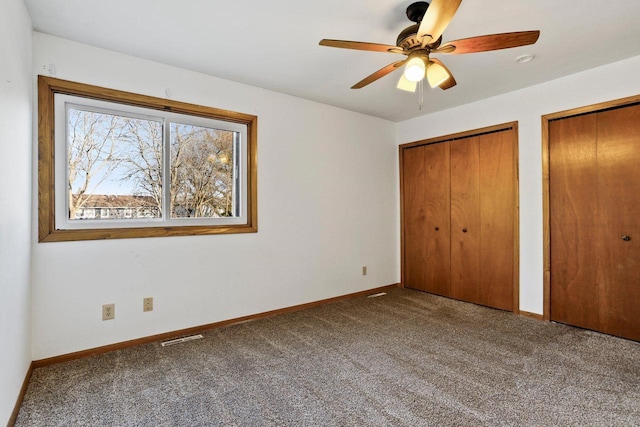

15,288,640,426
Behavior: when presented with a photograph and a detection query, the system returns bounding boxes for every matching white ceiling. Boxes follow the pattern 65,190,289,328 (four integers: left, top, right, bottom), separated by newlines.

24,0,640,122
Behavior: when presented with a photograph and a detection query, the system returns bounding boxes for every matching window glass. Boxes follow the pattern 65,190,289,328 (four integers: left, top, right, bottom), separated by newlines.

38,76,257,242
67,107,163,221
169,123,238,219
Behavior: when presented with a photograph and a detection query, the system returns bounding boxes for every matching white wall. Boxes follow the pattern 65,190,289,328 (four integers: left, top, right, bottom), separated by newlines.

31,33,399,360
397,54,640,314
0,0,32,423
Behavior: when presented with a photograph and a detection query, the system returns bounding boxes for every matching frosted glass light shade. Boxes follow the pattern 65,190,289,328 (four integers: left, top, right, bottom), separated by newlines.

397,74,417,92
404,57,426,82
426,61,449,88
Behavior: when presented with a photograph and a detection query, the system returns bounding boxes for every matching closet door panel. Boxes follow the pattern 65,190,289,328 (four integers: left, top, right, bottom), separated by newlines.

403,146,428,291
423,143,451,297
549,115,599,330
401,124,517,311
596,105,640,340
450,137,480,303
478,130,515,311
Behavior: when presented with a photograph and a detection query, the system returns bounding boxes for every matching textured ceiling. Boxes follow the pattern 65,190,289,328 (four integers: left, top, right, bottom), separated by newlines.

24,0,640,122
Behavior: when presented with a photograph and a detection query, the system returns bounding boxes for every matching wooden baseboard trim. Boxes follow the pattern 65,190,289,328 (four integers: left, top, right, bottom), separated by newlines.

519,310,544,321
33,284,400,369
7,362,33,427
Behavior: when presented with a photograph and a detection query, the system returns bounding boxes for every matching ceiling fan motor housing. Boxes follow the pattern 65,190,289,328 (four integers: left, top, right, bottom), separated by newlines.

397,26,442,51
406,1,430,23
398,2,441,51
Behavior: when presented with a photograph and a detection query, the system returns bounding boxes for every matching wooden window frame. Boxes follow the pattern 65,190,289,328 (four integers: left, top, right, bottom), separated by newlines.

38,76,258,242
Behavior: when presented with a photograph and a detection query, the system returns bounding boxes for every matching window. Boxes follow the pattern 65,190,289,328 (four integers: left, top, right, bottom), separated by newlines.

38,76,257,242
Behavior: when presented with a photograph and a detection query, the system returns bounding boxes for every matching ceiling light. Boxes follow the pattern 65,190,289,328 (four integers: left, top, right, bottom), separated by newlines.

404,57,426,82
426,61,449,88
515,54,535,63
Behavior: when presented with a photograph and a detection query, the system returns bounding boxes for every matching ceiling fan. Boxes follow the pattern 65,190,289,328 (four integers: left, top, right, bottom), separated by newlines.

319,0,540,92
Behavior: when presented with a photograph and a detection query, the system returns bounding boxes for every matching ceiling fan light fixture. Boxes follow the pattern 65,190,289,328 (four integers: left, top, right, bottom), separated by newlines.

404,56,426,82
426,60,449,88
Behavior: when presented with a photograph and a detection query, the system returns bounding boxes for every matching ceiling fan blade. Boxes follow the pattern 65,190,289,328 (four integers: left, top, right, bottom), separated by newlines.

352,60,407,89
397,74,417,92
430,58,456,90
437,31,540,55
417,0,462,47
319,39,403,54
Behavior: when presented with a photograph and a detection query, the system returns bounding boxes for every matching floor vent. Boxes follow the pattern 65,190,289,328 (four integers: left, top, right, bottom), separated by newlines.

367,292,387,298
161,334,204,347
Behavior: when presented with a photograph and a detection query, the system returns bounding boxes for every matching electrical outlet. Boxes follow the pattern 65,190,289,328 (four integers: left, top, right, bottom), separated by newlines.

102,303,115,321
362,266,367,276
143,297,153,312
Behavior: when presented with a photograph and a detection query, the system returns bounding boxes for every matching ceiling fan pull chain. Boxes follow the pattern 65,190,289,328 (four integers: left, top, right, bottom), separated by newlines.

418,79,424,111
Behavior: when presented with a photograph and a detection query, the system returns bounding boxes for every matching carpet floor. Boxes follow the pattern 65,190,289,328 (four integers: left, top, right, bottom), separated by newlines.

15,288,640,426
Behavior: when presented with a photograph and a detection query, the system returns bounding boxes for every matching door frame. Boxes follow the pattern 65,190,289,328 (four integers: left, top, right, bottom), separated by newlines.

541,94,640,320
399,121,520,313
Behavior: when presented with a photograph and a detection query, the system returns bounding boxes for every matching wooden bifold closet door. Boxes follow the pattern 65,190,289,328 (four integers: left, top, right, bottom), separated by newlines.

402,126,517,312
403,143,451,296
549,103,640,341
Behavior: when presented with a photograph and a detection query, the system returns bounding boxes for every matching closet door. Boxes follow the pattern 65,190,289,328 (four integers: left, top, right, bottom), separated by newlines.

550,104,640,341
401,123,517,311
403,146,428,292
402,143,451,296
422,143,451,297
549,114,599,331
450,137,480,303
478,130,515,311
596,105,640,340
449,130,515,310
